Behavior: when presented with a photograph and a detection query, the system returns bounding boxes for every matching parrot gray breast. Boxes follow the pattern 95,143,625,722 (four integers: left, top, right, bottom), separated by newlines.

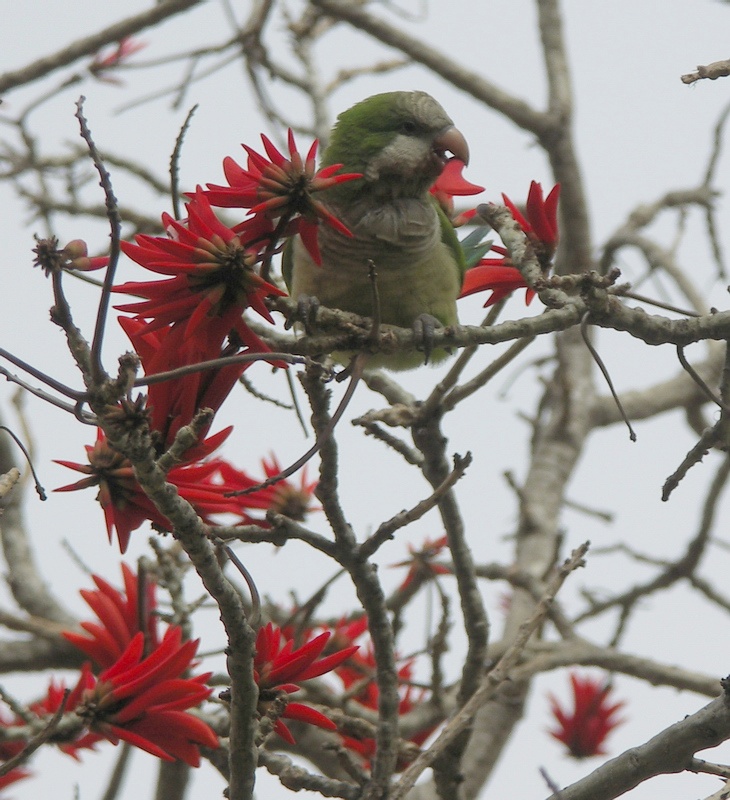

317,197,441,271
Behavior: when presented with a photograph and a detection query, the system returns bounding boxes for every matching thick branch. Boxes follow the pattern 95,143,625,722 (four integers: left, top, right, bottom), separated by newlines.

0,413,74,625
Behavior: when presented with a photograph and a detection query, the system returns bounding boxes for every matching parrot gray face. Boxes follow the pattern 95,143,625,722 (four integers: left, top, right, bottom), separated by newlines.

322,91,469,202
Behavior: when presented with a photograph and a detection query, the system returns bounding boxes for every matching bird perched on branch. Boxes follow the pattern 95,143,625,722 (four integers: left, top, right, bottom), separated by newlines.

283,91,472,370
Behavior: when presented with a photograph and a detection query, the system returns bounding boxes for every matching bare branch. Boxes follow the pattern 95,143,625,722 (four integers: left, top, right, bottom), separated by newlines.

0,0,206,95
682,58,730,84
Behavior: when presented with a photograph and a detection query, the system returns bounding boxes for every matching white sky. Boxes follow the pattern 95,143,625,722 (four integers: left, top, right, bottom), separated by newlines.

2,2,730,799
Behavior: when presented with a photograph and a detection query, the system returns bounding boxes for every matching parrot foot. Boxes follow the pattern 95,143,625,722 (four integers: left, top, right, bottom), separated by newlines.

412,313,443,365
285,294,321,334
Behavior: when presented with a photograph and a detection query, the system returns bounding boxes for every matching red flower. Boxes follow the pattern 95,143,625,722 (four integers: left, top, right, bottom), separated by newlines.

460,254,535,307
0,675,102,764
327,616,369,652
503,180,560,253
203,129,362,265
217,455,319,523
337,653,435,768
80,627,218,766
63,563,160,669
89,37,146,84
21,634,214,764
459,181,560,307
254,623,358,744
119,317,249,450
31,674,103,759
55,428,238,552
431,159,484,199
430,158,484,225
548,672,625,758
0,768,31,794
392,535,452,592
116,190,285,350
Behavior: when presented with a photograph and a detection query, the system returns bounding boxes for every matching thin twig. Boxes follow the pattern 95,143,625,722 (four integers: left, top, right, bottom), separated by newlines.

0,0,205,95
75,97,121,383
0,427,45,500
443,335,536,411
0,348,85,400
662,427,718,501
580,313,636,441
615,289,700,318
100,742,133,800
0,368,95,421
360,452,472,558
134,352,306,388
0,690,70,778
219,542,261,627
677,345,729,412
237,373,293,411
540,766,565,798
170,104,198,220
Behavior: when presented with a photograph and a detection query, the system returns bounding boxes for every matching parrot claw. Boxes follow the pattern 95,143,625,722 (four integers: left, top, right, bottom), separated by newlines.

286,294,321,333
412,313,442,365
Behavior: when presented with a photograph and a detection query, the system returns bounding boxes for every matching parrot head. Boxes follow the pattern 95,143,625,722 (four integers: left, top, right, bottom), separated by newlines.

321,91,469,202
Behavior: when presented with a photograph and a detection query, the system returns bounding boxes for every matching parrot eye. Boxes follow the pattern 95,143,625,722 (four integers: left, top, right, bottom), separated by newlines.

401,120,418,135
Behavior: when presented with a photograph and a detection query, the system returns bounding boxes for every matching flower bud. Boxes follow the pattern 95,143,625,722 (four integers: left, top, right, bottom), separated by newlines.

61,239,89,260
61,239,109,271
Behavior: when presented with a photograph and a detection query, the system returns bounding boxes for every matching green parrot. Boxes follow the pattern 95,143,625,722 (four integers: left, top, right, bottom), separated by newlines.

282,91,470,370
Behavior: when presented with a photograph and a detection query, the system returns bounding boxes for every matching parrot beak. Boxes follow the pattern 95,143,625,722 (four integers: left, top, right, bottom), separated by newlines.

433,125,470,166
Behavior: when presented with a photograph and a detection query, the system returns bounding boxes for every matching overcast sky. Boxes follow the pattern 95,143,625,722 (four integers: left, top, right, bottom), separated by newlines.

2,2,730,799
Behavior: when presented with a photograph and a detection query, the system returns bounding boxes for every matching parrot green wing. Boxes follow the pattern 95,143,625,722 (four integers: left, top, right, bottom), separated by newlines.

434,199,468,284
458,224,493,270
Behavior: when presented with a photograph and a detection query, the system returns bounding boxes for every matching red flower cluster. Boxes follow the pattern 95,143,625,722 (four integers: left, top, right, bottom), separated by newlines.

55,128,358,552
20,566,217,765
62,563,160,668
392,535,452,592
57,201,288,552
0,768,31,795
217,455,319,523
0,573,216,772
55,428,241,552
29,628,217,767
55,433,319,550
460,181,560,307
548,672,625,758
336,647,436,769
0,669,102,764
75,627,217,766
253,623,358,744
261,615,436,766
203,129,362,265
117,189,285,353
89,37,145,84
